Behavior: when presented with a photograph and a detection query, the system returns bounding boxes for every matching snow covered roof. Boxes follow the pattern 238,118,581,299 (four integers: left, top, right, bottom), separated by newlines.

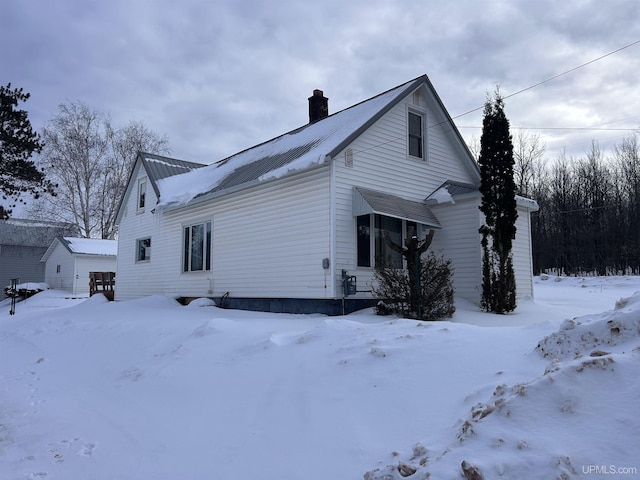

0,219,78,247
41,237,118,262
426,180,479,205
425,180,539,211
155,75,431,208
516,195,540,211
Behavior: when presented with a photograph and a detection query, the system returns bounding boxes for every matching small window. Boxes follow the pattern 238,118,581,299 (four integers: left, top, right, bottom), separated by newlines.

136,238,151,262
56,264,61,274
137,179,147,211
408,111,424,159
183,221,212,272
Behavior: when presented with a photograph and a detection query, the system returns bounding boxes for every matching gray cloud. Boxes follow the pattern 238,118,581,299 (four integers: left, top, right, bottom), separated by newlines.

3,0,639,168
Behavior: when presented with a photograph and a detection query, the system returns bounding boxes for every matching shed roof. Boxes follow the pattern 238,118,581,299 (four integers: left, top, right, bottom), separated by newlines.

41,237,118,263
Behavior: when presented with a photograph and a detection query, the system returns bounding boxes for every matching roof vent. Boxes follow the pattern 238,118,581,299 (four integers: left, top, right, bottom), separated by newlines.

308,89,329,124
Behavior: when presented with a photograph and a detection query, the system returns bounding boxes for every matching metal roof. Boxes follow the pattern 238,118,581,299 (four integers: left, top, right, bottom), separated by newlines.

0,219,78,247
353,187,441,228
216,142,320,191
140,153,207,196
155,76,440,207
137,74,481,209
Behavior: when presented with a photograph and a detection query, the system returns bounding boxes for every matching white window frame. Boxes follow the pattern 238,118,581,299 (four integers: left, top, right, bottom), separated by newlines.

137,178,147,212
407,107,427,161
136,237,151,262
182,220,212,273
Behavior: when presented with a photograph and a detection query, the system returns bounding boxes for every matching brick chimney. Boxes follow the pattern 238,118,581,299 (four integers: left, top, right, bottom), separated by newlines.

308,89,328,123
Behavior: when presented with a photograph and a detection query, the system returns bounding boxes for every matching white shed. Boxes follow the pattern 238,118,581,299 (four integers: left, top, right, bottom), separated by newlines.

41,237,117,295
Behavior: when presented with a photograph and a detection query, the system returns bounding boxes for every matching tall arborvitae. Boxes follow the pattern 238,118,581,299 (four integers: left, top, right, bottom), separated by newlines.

478,90,518,313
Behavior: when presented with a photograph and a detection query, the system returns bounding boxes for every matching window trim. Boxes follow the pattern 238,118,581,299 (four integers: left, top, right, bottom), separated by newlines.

182,220,212,273
407,108,427,161
136,237,151,263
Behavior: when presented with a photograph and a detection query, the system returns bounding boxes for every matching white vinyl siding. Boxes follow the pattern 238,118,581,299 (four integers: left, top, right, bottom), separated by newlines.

115,83,537,307
72,256,117,295
43,242,116,295
116,166,331,301
428,198,483,304
429,200,537,303
115,161,163,300
43,243,75,291
512,204,536,299
332,88,478,297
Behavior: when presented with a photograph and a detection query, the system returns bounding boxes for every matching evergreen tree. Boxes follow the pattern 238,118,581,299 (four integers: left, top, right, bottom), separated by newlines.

478,90,518,313
0,83,54,215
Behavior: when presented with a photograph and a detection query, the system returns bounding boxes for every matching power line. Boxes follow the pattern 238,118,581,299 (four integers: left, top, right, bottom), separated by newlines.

448,39,640,122
501,39,640,102
458,126,638,132
352,39,640,157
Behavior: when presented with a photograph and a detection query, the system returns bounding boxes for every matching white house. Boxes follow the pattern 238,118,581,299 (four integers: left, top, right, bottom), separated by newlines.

115,75,539,314
41,237,118,295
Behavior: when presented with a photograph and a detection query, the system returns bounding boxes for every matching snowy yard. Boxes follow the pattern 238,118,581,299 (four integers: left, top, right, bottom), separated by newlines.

1,276,639,479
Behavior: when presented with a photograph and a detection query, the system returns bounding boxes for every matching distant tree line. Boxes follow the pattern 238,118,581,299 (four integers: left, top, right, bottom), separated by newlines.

510,132,640,275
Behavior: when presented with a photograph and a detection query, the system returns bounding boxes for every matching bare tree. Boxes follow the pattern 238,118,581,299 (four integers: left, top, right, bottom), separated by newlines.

98,121,169,239
30,101,169,238
513,130,546,198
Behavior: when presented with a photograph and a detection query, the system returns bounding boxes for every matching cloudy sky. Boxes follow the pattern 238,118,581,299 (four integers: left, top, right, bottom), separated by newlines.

4,0,639,167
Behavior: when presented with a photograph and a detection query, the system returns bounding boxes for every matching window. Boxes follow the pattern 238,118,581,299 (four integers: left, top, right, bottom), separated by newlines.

357,214,422,268
137,179,147,211
56,264,61,274
183,221,212,272
136,238,151,262
408,111,424,159
357,215,371,267
375,215,403,268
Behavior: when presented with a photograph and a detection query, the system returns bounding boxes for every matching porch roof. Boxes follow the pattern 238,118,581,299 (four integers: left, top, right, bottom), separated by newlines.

353,187,441,228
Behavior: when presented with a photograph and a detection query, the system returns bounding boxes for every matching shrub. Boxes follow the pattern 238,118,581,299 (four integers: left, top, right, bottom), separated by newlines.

373,252,455,320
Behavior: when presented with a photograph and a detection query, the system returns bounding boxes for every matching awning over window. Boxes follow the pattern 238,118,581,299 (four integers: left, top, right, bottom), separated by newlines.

352,186,441,228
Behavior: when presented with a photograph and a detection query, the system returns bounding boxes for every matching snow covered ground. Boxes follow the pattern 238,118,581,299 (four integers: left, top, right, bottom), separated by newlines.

1,275,639,479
